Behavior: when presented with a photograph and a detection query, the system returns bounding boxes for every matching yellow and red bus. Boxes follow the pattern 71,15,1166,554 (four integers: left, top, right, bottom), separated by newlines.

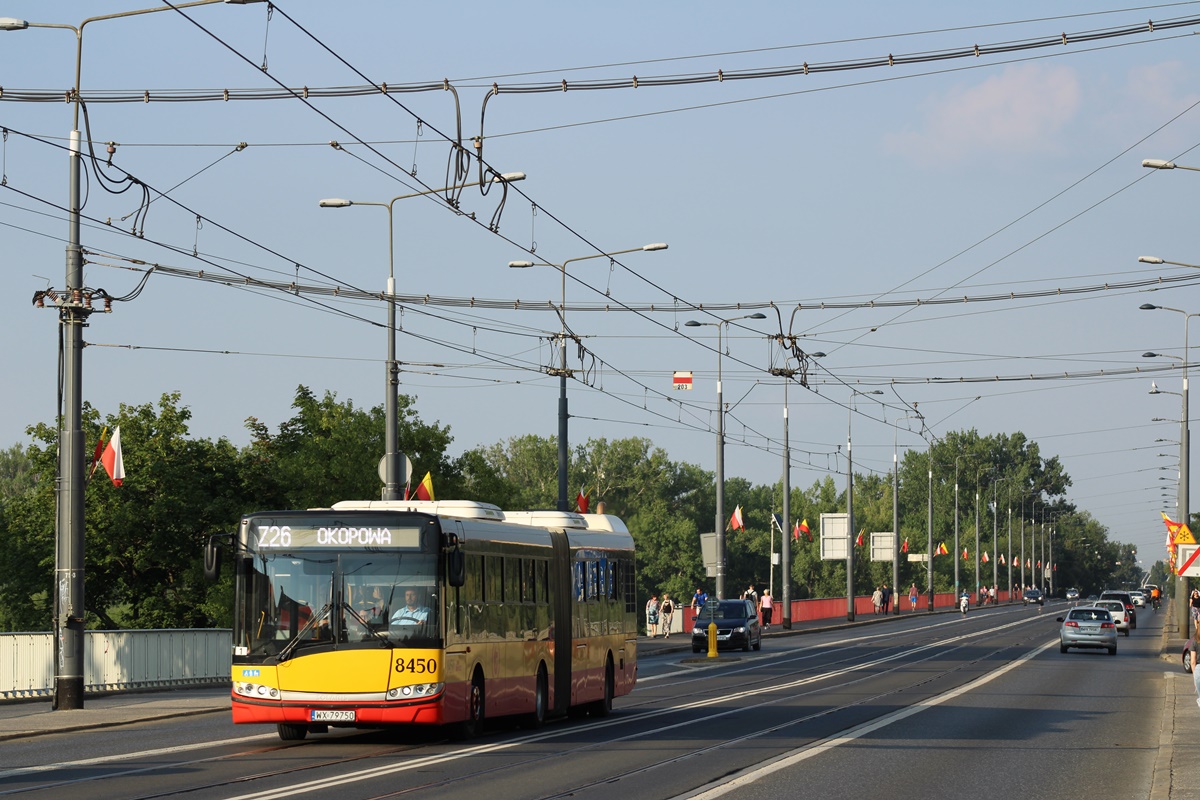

207,500,637,741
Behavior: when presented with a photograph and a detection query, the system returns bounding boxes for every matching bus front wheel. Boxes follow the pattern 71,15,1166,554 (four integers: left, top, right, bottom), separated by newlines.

277,723,308,741
454,671,486,739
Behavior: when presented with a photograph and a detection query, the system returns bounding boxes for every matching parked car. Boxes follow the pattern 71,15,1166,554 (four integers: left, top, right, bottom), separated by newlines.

1099,590,1137,629
1023,588,1044,606
1057,606,1117,655
1095,599,1131,636
691,599,762,653
1065,588,1080,601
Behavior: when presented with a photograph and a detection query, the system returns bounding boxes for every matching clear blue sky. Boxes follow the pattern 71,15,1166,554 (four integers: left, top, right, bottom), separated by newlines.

4,1,1200,567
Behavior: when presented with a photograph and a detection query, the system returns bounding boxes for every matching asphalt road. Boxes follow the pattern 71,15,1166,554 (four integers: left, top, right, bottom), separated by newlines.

0,603,1173,800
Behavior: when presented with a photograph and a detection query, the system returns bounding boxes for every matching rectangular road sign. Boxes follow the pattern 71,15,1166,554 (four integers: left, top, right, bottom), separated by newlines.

820,513,849,560
870,532,895,562
1178,544,1200,577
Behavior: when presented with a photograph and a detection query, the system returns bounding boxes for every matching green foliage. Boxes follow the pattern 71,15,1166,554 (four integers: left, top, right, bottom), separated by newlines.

0,379,1136,633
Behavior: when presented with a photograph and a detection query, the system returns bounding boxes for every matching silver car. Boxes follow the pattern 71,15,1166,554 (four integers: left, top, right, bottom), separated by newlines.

1058,606,1117,655
1095,599,1131,636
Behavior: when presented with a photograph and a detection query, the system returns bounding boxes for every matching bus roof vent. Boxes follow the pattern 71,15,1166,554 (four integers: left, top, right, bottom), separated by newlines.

580,513,630,534
503,510,589,530
331,499,506,521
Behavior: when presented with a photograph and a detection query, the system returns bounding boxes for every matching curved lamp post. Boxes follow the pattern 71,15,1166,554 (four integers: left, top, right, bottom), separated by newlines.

685,312,766,598
320,172,526,500
1141,300,1199,637
510,242,667,511
2,0,264,711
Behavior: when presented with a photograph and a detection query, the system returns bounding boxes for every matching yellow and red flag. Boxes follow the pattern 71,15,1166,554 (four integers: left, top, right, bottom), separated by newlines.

415,471,435,501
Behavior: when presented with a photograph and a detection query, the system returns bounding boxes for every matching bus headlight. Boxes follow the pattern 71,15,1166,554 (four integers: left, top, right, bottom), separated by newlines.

387,682,443,700
235,682,279,699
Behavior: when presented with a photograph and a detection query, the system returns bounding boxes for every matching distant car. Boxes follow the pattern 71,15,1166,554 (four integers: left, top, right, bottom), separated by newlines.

1099,591,1137,629
1066,588,1080,601
1057,606,1117,655
1129,590,1147,607
1023,588,1044,606
1086,594,1099,602
691,599,762,653
1095,599,1131,636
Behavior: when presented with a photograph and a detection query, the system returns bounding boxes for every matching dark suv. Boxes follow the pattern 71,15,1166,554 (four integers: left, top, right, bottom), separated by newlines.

1022,588,1044,606
1099,590,1137,629
691,599,762,653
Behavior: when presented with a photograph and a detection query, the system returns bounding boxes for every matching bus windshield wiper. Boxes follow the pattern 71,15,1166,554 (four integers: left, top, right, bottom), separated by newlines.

345,604,394,647
276,602,331,662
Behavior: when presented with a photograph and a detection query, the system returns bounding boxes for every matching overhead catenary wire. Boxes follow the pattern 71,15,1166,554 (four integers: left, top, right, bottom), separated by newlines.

2,13,1196,104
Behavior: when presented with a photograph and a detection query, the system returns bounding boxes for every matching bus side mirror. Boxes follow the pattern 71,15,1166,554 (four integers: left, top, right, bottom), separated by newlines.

448,549,465,588
204,536,223,582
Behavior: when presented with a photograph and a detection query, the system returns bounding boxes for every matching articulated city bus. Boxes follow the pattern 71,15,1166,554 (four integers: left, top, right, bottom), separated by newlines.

206,500,637,741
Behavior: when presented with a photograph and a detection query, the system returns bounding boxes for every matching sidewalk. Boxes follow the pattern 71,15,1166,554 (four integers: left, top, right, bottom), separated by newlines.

0,687,230,742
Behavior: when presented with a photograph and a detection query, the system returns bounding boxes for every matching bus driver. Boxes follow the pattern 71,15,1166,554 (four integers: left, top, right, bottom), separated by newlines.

390,588,431,626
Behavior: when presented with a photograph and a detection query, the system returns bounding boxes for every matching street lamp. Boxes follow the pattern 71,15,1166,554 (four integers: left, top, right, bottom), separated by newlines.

1141,300,1199,637
320,172,526,500
845,388,883,621
954,454,968,596
685,312,767,598
769,349,824,629
510,242,666,511
3,0,263,712
1139,256,1200,269
1143,159,1200,172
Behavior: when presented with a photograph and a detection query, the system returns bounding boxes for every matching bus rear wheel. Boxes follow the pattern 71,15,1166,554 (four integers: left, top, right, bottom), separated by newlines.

589,657,614,717
277,723,308,741
524,665,548,729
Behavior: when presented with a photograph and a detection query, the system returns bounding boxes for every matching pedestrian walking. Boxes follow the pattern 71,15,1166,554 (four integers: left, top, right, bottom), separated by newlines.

660,593,676,638
645,595,660,637
909,583,919,611
871,585,883,615
691,587,708,614
988,585,997,606
881,584,892,614
760,591,773,630
1190,588,1200,633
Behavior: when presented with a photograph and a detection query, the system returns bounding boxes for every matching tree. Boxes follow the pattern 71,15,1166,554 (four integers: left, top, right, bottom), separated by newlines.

244,386,458,509
0,393,248,631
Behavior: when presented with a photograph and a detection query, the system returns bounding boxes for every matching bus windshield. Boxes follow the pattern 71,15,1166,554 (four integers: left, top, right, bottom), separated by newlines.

235,550,439,661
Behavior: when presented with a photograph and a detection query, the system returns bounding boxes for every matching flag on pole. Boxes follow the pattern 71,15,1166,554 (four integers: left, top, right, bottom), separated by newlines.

100,426,125,487
415,471,435,501
982,551,990,564
88,425,109,480
855,529,865,547
1037,560,1042,569
800,519,812,541
936,542,949,556
730,505,744,531
901,538,909,554
961,548,968,561
576,490,590,514
792,520,801,541
999,553,1006,565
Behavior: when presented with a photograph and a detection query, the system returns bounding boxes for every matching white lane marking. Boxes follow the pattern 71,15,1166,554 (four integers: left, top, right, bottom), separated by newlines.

0,733,275,781
677,638,1060,799
224,616,1052,800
